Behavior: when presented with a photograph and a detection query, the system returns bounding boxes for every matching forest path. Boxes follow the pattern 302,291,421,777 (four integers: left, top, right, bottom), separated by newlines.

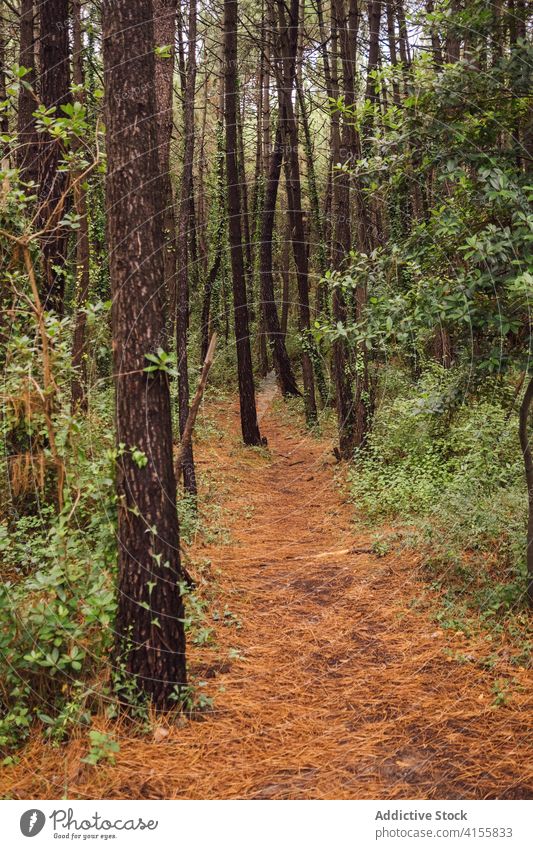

5,382,533,799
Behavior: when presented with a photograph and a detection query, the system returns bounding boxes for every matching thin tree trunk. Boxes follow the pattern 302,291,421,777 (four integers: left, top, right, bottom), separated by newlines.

102,0,186,707
37,0,72,314
296,75,327,279
224,0,262,445
200,120,225,363
330,0,359,456
175,333,218,475
386,0,401,103
71,0,91,412
259,123,300,395
0,12,8,162
315,0,336,310
176,0,198,495
16,0,39,183
446,0,461,62
252,23,270,377
352,0,382,449
154,0,178,332
274,0,317,424
280,224,291,337
262,37,271,172
197,76,210,277
396,0,411,73
519,376,533,606
238,93,253,305
365,0,382,105
425,0,443,68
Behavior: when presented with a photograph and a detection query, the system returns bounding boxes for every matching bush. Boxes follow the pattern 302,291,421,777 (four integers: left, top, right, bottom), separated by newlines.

350,365,529,615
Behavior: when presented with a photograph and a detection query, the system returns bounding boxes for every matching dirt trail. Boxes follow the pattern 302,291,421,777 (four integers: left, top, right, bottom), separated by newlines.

4,386,533,799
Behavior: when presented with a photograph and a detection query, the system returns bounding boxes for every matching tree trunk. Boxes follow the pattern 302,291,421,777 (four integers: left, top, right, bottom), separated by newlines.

352,0,383,449
175,0,198,495
365,0,382,106
16,0,39,184
102,0,186,707
37,0,72,314
154,0,178,331
519,376,533,606
0,12,8,162
274,0,317,424
296,75,327,280
425,0,443,68
315,0,336,311
330,0,359,456
280,225,291,337
201,120,225,363
446,0,461,62
197,76,210,277
386,0,401,103
71,0,91,413
396,0,411,75
224,0,262,445
238,94,253,306
259,123,300,395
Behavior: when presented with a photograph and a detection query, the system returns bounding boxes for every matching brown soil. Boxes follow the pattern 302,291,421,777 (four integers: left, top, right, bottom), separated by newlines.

2,387,533,799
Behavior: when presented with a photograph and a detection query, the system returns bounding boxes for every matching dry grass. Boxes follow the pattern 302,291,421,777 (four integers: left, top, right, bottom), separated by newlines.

1,391,533,799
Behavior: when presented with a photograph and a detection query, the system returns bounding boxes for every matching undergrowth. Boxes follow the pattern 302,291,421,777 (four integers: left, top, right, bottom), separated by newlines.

0,307,221,752
350,364,531,655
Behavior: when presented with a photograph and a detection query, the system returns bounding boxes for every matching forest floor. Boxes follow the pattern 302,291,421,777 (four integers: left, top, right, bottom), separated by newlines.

3,378,533,799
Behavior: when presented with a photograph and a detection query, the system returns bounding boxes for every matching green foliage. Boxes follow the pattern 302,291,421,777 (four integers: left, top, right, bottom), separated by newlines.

321,37,532,376
171,680,214,714
0,306,118,747
144,348,177,377
0,294,213,750
82,730,120,766
350,365,529,615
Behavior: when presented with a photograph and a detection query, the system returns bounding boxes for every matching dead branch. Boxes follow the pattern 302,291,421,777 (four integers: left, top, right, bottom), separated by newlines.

175,332,218,479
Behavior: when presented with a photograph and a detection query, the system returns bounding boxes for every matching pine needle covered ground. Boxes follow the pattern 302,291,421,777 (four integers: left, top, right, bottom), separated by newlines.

2,386,532,800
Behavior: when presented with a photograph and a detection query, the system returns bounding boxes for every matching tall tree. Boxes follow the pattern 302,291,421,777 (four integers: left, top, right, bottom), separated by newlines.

175,0,198,495
37,0,72,314
154,0,178,327
0,12,8,160
224,0,262,445
274,0,317,424
16,0,38,183
259,122,300,396
330,0,359,458
71,0,91,412
102,0,186,707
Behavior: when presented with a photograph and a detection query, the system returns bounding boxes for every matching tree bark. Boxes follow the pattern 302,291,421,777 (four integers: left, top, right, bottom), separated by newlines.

446,0,461,62
259,123,300,395
224,0,262,445
175,334,218,476
296,74,327,280
175,0,198,495
102,0,187,707
386,0,401,104
37,0,72,314
237,93,253,306
71,0,91,413
154,0,178,331
519,376,533,606
425,0,443,69
274,0,317,424
330,0,359,456
16,0,39,183
0,11,8,163
201,120,226,363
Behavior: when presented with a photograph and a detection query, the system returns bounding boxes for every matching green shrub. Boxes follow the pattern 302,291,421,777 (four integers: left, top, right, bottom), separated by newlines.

350,365,529,616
